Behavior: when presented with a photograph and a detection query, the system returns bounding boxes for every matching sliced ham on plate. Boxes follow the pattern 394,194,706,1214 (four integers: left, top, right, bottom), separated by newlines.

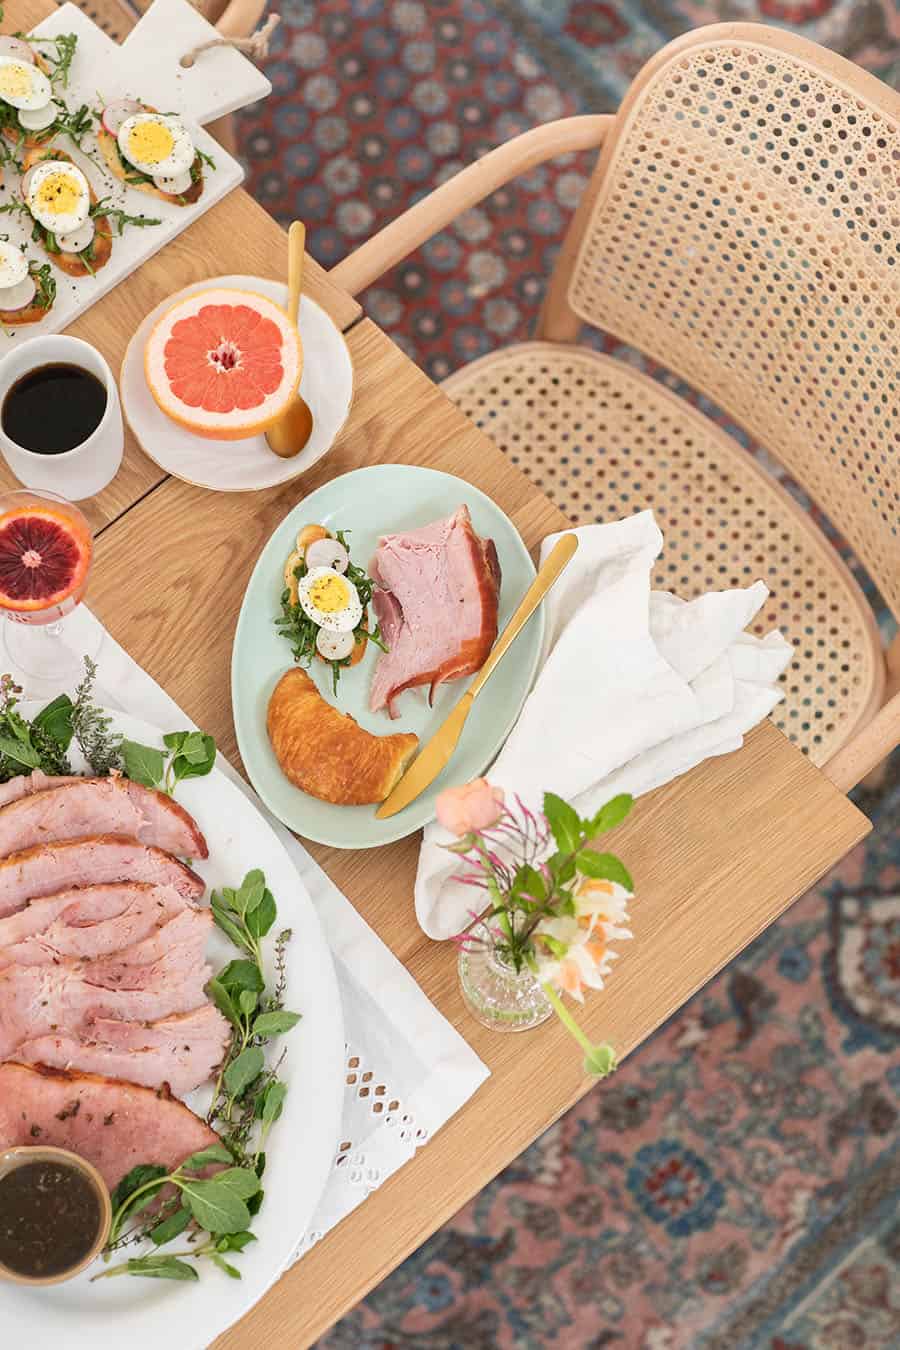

0,775,208,860
0,834,205,918
0,769,72,808
0,1062,221,1191
82,908,212,988
369,504,501,717
0,881,191,966
16,1004,231,1098
0,941,212,1059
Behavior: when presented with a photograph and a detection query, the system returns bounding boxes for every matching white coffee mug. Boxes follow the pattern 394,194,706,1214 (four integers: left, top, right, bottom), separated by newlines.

0,335,124,500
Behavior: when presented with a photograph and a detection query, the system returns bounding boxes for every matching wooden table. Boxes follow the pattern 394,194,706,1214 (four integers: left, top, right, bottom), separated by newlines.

11,2,871,1342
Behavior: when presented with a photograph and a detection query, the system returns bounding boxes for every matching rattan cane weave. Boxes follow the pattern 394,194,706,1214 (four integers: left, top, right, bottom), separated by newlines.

566,32,900,621
443,343,883,762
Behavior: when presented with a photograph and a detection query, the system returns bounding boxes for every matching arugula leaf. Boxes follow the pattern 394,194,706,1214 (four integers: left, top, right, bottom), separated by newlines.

149,1205,192,1246
213,1167,261,1200
211,1253,241,1279
109,1163,168,1227
121,738,165,789
124,1255,198,1281
179,1178,251,1235
223,1046,264,1096
180,1144,233,1171
543,791,582,854
575,849,633,890
0,732,39,768
252,1010,301,1037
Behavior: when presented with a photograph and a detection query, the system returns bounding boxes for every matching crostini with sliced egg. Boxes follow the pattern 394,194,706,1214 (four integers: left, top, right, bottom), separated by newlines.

276,525,386,694
96,102,211,205
17,147,112,277
0,239,55,324
0,35,86,151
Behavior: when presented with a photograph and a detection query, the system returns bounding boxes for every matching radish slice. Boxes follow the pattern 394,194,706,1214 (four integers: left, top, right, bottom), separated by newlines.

316,628,355,661
305,538,349,573
153,167,193,195
101,99,143,136
57,218,95,254
0,275,36,312
0,37,35,64
17,102,56,132
19,164,38,200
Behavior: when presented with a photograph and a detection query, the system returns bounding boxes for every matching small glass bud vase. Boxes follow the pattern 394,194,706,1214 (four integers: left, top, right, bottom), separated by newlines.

457,926,553,1033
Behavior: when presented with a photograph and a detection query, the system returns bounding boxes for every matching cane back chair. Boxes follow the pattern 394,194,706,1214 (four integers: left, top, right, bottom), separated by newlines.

330,22,900,788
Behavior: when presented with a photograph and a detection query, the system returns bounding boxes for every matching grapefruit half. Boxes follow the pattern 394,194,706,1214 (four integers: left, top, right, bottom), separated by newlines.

144,288,304,441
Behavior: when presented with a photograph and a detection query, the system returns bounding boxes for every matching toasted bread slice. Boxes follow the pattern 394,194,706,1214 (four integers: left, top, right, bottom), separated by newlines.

0,296,52,325
0,52,59,152
96,102,203,206
22,145,112,277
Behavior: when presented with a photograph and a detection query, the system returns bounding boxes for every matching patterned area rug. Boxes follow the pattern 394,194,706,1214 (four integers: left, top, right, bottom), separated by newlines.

235,5,900,1346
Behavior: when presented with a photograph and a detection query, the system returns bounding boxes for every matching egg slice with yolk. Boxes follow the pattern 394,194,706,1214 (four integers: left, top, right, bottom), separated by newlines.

297,566,363,634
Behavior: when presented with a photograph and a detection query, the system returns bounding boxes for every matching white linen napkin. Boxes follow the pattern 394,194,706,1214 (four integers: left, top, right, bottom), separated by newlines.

4,606,488,1260
415,510,792,940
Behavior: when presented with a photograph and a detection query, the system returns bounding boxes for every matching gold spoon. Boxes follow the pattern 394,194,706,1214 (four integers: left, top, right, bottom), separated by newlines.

266,220,314,458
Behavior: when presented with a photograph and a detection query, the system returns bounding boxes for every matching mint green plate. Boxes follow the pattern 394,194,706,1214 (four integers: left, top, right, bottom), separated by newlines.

231,464,543,848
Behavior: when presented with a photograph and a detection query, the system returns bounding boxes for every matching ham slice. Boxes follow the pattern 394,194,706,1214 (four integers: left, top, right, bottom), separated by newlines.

0,776,208,860
0,940,211,1059
0,769,72,808
369,505,501,717
16,1005,231,1098
0,835,205,918
81,909,212,988
0,1062,220,1190
0,882,190,966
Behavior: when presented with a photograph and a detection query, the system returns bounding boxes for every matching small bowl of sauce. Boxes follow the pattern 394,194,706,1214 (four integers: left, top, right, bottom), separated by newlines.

0,1146,111,1285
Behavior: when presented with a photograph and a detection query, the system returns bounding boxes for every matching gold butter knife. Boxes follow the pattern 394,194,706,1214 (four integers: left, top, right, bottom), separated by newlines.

375,532,578,819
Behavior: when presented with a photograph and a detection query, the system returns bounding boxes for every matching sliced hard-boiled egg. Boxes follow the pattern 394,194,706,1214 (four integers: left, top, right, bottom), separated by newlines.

316,628,356,661
26,160,90,236
0,238,28,289
117,113,194,179
304,537,349,573
17,101,56,131
153,167,193,196
0,58,52,111
297,566,363,634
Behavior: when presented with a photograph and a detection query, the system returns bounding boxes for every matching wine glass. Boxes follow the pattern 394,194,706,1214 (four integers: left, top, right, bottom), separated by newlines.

0,488,96,685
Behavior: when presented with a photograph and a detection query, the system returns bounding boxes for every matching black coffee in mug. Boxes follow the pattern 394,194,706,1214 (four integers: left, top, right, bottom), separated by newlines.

1,362,107,455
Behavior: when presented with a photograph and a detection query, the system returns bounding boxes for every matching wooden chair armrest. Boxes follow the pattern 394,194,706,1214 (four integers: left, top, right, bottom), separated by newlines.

823,691,900,792
329,114,614,297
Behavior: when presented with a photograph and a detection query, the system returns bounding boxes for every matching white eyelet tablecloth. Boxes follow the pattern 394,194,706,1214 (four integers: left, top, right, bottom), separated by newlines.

5,606,489,1263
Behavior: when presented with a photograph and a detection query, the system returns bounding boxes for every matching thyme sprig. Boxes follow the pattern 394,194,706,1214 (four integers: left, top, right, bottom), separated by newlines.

70,655,123,775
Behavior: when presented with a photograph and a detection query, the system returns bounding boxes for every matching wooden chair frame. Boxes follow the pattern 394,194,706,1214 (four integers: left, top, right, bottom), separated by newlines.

329,24,900,794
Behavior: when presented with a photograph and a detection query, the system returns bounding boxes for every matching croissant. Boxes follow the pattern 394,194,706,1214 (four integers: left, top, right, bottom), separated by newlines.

267,668,419,806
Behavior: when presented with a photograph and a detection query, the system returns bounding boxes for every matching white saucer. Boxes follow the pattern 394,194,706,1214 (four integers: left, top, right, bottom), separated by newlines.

119,274,355,491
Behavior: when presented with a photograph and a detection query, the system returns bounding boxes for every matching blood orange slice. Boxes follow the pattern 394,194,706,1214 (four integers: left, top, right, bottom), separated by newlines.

144,287,303,441
0,506,92,612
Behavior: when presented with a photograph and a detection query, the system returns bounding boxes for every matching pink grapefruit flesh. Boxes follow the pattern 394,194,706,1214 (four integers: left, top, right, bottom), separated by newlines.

144,287,304,440
0,508,92,611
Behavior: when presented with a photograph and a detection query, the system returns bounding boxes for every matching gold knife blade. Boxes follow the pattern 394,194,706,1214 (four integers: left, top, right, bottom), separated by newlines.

375,532,578,819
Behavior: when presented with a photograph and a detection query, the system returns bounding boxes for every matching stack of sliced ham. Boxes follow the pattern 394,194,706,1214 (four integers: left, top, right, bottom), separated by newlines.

370,505,502,718
0,772,231,1188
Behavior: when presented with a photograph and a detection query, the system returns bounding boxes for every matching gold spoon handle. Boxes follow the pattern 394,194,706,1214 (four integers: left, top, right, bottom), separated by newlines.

287,220,305,326
468,532,578,700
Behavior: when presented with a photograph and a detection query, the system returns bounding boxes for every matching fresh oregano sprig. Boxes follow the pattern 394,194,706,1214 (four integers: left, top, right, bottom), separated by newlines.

121,729,216,796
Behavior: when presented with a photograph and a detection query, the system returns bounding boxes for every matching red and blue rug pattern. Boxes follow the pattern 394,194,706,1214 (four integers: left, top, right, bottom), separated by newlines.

236,4,900,1346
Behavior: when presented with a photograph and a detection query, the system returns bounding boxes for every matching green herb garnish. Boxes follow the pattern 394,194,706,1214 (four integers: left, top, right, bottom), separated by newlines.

16,31,78,87
275,529,387,694
0,674,72,781
89,196,161,234
120,729,216,795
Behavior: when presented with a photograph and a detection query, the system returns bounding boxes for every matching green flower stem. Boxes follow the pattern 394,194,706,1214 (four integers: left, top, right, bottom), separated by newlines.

541,982,618,1079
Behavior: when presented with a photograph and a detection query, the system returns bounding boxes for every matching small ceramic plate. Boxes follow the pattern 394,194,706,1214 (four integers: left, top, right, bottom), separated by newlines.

231,464,544,849
119,274,354,492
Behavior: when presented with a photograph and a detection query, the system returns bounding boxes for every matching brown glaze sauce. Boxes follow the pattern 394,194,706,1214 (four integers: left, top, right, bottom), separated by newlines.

0,1159,102,1277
